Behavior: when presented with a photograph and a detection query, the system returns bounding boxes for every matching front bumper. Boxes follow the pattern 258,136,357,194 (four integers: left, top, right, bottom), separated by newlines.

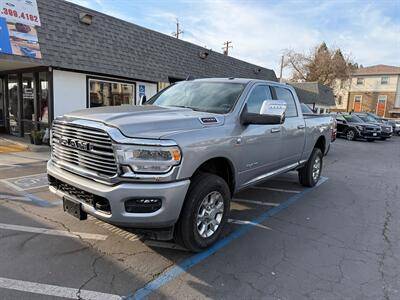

47,160,190,228
380,131,393,138
358,131,381,139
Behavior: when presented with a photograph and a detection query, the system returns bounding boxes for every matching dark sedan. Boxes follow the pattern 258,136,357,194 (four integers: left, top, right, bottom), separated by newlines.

335,114,381,141
354,113,393,140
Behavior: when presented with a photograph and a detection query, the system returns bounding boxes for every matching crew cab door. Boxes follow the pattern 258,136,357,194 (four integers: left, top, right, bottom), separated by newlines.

234,84,282,187
272,86,305,166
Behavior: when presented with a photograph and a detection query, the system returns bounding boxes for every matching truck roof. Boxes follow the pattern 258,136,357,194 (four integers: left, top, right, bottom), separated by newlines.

191,77,280,85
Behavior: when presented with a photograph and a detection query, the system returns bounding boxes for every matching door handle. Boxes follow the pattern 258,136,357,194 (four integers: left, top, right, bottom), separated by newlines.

271,127,281,133
297,124,305,129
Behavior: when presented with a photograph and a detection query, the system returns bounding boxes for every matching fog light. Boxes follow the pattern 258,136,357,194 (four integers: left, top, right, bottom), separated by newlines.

125,198,162,213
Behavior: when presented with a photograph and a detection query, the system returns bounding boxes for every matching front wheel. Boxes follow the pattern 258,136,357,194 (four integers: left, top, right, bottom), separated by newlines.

298,148,323,187
346,129,356,141
175,173,230,252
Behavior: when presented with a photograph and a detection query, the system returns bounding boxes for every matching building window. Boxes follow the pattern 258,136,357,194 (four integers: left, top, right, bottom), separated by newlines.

378,95,387,103
337,96,343,105
356,77,364,85
381,76,389,85
89,78,134,108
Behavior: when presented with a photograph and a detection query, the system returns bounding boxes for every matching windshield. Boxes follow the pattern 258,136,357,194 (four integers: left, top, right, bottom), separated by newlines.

146,81,246,114
357,115,376,123
343,114,364,123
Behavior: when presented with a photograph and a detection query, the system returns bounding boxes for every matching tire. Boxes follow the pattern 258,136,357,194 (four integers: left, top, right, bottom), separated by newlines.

346,129,356,141
174,173,230,252
298,148,323,187
367,139,375,142
380,137,387,141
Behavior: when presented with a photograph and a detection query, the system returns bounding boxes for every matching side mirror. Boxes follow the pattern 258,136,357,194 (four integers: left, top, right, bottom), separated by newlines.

241,100,287,125
138,95,147,105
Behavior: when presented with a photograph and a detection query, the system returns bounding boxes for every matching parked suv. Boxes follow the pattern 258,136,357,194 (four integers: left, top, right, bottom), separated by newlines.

48,78,333,251
354,113,393,140
335,114,381,141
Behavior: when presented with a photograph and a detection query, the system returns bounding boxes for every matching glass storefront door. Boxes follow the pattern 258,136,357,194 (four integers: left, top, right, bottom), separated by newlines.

22,73,36,135
8,74,20,136
2,70,51,137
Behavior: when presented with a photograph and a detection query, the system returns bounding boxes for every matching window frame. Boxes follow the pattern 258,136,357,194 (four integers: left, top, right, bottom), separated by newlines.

356,77,364,85
381,76,389,85
86,76,136,108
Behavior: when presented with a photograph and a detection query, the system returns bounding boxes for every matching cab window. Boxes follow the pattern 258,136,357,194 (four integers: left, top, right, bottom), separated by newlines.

273,87,298,117
246,85,272,113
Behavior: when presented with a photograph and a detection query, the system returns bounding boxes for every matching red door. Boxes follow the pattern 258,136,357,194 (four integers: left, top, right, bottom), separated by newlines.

376,96,387,117
353,96,362,112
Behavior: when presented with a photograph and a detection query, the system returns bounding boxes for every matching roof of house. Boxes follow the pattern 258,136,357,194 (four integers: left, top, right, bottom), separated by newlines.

0,0,276,82
289,82,336,106
352,65,400,76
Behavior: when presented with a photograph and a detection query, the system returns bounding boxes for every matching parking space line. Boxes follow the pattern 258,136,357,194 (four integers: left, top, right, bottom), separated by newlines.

250,186,301,193
0,223,108,241
232,198,280,207
0,277,121,300
130,176,328,300
0,191,55,207
228,218,272,230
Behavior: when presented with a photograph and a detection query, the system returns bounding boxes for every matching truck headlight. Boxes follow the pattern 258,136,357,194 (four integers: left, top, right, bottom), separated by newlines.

115,145,181,174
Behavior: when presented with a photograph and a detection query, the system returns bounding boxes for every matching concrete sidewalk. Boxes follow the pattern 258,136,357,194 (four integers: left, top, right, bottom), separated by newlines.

0,135,49,153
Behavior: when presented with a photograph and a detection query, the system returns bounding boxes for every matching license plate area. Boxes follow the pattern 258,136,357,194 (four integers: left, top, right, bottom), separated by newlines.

63,196,87,220
373,133,377,136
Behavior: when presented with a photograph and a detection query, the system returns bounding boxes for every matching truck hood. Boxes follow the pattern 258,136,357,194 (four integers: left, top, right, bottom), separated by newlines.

64,105,225,139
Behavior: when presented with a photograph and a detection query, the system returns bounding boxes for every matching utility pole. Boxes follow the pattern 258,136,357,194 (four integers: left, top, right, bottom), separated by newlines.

222,41,233,56
172,18,183,39
279,55,284,82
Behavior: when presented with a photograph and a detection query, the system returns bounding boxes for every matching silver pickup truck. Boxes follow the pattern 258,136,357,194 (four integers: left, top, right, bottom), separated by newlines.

47,78,333,251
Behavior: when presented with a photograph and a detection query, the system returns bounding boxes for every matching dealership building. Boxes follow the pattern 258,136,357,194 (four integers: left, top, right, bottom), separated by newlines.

0,0,276,137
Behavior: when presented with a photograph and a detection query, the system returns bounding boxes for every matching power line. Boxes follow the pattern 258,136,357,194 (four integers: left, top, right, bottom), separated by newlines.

222,41,233,56
171,18,183,39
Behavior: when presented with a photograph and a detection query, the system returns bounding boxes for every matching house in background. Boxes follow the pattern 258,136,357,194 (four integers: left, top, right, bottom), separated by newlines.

290,82,336,114
347,65,400,118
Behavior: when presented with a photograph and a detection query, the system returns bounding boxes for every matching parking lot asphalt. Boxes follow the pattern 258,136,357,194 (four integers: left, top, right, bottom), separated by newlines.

0,137,399,300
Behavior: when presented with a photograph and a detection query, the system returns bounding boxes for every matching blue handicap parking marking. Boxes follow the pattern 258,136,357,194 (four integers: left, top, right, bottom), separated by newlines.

5,173,48,191
128,177,328,300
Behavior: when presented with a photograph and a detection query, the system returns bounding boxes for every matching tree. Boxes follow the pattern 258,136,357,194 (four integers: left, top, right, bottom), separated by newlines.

283,43,357,87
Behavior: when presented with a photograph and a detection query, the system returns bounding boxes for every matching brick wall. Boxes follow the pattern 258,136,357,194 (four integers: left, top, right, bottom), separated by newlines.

348,92,396,117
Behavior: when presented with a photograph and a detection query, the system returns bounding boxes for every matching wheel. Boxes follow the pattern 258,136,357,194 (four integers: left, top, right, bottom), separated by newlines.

367,139,375,142
174,173,230,252
346,129,356,141
298,148,323,187
380,137,387,141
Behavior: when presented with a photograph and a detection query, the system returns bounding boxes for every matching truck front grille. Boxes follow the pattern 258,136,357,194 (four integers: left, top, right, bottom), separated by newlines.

51,121,118,177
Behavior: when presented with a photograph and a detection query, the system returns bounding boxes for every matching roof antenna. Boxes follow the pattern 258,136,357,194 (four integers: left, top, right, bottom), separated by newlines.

186,75,194,81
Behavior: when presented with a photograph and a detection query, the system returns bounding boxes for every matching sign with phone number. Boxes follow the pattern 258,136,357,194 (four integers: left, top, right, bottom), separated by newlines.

0,0,41,26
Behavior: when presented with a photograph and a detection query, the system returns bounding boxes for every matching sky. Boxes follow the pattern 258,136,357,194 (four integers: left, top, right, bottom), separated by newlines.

67,0,400,77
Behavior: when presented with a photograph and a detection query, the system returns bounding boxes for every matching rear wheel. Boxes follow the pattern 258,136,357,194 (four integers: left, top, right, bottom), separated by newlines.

346,129,356,141
175,173,230,252
298,148,323,187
